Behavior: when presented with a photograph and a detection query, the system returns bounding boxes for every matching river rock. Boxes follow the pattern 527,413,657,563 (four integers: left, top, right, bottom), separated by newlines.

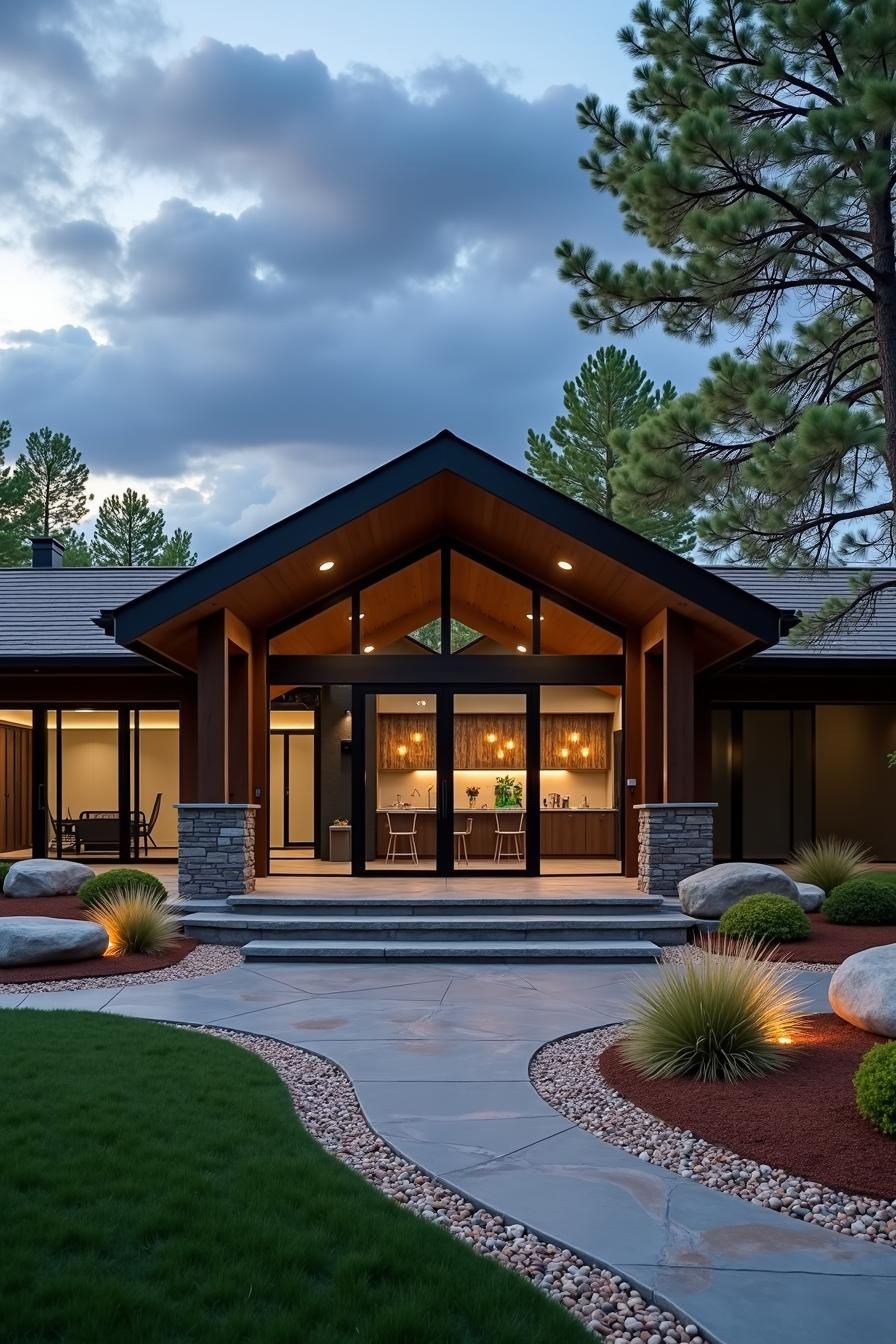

0,916,108,966
3,858,96,898
795,882,825,913
829,944,896,1038
678,862,800,918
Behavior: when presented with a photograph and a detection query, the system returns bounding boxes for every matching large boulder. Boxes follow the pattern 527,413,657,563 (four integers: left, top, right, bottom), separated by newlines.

3,858,95,898
678,862,800,918
0,916,108,967
795,881,825,913
829,944,896,1038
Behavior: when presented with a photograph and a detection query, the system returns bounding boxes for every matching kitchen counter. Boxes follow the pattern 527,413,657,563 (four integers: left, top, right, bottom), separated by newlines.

374,808,618,859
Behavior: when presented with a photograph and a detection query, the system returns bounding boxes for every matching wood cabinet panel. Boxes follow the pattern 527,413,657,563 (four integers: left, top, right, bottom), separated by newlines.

540,713,611,769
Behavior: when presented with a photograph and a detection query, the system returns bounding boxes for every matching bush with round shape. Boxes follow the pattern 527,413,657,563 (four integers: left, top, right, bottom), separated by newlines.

79,868,167,908
719,893,810,943
790,836,871,894
619,936,807,1083
854,1041,896,1137
821,878,896,926
0,860,10,891
85,880,179,955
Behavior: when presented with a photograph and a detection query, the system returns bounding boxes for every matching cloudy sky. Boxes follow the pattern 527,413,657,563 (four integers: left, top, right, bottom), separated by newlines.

0,1,707,559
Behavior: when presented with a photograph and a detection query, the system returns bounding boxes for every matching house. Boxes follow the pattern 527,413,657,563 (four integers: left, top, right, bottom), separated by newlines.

0,431,893,897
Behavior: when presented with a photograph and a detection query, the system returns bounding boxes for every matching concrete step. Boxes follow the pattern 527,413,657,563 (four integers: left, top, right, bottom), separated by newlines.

240,938,663,963
170,897,230,915
180,912,693,947
227,895,666,917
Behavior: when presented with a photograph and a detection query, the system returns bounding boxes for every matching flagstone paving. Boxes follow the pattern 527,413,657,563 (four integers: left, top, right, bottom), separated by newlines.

6,960,893,1344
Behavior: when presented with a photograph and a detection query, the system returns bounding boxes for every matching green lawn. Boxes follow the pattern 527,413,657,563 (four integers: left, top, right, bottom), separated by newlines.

1,1011,587,1344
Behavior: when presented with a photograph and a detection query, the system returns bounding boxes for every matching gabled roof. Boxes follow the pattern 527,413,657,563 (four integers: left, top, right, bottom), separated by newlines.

709,567,896,659
0,567,183,663
108,430,785,671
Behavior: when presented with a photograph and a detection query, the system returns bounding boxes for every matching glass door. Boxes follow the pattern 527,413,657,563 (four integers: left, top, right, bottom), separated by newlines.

450,690,538,875
359,690,440,873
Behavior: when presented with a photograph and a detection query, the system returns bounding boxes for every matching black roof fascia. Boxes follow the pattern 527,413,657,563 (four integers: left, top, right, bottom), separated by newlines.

0,655,176,674
110,430,784,647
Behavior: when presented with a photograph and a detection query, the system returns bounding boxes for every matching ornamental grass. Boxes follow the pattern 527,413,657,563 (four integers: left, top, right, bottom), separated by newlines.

86,880,179,955
620,937,807,1084
790,836,871,894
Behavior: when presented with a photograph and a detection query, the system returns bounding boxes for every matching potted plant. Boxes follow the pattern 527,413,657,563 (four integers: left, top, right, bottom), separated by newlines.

465,786,480,807
494,775,523,808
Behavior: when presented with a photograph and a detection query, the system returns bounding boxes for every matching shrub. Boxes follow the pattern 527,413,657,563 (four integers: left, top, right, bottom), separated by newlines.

79,868,167,908
821,877,896,926
619,937,807,1083
0,860,10,890
854,1042,896,1137
790,836,871,894
86,881,179,955
719,894,810,943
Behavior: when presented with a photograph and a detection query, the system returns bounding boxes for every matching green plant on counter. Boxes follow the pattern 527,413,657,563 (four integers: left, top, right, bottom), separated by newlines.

822,877,896,926
494,775,523,808
719,894,810,943
854,1042,896,1137
620,937,807,1083
790,836,871,894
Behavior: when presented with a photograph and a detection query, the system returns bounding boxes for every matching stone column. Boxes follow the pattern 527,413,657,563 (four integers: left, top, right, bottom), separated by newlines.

636,802,716,898
176,803,259,900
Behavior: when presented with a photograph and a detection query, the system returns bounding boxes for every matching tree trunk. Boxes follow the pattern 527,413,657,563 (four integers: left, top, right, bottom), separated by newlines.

868,134,896,503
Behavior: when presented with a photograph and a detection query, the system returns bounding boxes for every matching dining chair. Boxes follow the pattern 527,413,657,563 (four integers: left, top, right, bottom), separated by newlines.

385,810,418,864
494,810,525,863
135,792,163,855
453,816,473,866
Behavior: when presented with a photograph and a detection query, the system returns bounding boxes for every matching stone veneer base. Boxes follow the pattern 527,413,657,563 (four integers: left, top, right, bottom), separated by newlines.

635,802,716,898
176,803,259,900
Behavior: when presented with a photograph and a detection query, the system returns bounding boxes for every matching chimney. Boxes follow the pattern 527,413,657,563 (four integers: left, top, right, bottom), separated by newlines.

31,537,65,569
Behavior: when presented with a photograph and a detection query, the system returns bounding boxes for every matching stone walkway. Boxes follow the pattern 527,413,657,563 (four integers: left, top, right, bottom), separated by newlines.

5,961,894,1344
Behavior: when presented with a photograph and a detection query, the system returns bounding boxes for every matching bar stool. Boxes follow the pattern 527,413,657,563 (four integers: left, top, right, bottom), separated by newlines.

494,810,525,863
385,810,418,864
454,816,473,866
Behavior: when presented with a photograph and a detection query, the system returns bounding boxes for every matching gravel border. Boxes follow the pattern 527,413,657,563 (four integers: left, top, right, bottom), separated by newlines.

531,1025,896,1250
190,1025,705,1344
662,943,838,973
0,943,241,994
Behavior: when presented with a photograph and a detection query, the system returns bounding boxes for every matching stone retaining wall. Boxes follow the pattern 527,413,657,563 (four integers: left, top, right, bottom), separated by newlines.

176,804,259,899
636,802,716,898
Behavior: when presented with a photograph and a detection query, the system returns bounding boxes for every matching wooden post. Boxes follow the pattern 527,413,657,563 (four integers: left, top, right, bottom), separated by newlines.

663,610,695,801
197,612,228,801
251,631,270,879
178,681,198,803
623,628,642,878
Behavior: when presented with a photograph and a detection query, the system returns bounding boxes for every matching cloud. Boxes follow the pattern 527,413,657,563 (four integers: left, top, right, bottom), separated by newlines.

0,17,712,560
32,218,121,275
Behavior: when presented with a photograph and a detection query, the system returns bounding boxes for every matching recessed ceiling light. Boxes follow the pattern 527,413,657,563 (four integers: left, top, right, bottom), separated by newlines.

348,612,365,620
516,644,527,653
526,614,545,621
319,560,335,572
557,559,572,571
416,698,427,707
363,644,375,653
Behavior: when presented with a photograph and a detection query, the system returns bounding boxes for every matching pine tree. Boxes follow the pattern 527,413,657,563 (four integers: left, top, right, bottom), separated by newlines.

0,420,29,566
91,489,167,566
526,346,696,554
557,1,896,637
60,529,92,567
157,527,197,567
91,490,198,567
15,427,91,538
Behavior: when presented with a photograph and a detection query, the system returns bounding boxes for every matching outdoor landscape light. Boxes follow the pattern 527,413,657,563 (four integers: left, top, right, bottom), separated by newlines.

557,559,573,570
318,560,335,571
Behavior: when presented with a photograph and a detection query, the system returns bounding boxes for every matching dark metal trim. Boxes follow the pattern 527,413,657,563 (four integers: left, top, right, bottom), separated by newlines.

270,654,625,686
270,728,315,847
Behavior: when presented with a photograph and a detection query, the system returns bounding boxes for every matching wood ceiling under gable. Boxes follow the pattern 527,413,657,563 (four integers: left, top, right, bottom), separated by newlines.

122,468,774,672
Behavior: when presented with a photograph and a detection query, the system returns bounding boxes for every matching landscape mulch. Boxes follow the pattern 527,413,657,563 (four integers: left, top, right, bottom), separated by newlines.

705,913,896,964
0,893,195,983
601,1014,895,1201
